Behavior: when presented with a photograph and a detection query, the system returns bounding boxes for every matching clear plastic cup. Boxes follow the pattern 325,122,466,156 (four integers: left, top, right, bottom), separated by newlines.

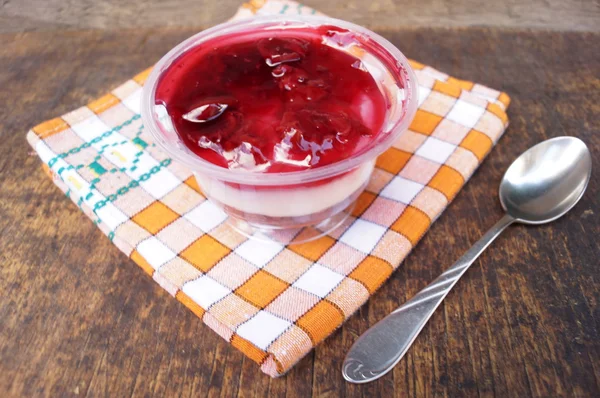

141,15,418,242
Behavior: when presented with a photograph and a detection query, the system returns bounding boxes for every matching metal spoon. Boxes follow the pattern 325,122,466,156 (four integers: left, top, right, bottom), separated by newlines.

342,136,592,384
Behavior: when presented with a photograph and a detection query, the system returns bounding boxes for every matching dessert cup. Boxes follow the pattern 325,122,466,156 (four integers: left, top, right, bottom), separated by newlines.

142,15,418,243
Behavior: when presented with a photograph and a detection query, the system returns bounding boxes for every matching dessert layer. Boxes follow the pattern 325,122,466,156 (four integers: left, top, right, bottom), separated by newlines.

195,161,375,217
155,26,388,173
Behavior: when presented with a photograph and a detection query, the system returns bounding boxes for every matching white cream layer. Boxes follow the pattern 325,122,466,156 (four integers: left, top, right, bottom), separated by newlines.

195,161,375,218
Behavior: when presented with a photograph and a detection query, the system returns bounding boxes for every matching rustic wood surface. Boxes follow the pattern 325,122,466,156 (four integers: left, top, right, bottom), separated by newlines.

1,26,599,397
1,0,600,33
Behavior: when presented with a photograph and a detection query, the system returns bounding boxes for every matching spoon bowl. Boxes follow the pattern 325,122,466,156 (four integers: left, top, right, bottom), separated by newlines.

500,136,592,224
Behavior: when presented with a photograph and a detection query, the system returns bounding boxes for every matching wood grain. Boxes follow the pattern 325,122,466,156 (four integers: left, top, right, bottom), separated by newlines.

1,0,599,33
0,27,599,397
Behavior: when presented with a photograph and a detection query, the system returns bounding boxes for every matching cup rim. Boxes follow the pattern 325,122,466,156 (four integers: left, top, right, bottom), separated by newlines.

141,14,418,186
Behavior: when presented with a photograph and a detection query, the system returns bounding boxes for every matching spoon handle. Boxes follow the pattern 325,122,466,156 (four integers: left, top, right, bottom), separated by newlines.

342,213,515,384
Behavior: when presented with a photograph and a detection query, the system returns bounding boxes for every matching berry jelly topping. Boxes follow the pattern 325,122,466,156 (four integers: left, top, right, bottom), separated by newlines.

155,26,389,173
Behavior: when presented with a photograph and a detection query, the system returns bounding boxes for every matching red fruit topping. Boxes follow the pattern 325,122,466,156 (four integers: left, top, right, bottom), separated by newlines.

257,37,309,66
155,27,387,173
183,103,229,123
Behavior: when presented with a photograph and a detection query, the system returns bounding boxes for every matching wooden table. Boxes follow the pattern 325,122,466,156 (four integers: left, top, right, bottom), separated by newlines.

1,26,599,397
1,0,599,32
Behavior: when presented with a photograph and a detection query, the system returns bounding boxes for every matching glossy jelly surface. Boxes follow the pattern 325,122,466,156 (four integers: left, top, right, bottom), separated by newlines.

155,26,388,173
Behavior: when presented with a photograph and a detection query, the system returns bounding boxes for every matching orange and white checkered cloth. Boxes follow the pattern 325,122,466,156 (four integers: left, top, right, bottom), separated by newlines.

26,0,510,377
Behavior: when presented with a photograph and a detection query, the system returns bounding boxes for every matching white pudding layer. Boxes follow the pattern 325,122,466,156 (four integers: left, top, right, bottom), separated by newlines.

195,160,375,218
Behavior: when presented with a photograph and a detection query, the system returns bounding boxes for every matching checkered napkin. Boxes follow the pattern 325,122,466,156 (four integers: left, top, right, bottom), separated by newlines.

26,0,510,377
